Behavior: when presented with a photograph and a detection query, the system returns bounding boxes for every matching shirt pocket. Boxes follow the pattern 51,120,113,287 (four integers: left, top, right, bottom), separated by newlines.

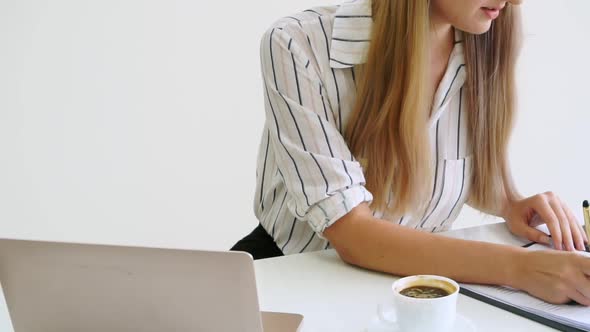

419,155,473,231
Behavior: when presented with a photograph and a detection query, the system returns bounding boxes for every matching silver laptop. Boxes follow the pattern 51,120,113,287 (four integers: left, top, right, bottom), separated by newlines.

0,238,303,332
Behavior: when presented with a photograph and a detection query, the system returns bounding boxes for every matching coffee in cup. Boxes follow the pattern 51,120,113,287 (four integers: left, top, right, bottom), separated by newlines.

377,275,459,332
399,285,451,298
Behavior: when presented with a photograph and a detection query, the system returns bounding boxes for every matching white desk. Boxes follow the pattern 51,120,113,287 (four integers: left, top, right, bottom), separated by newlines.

0,222,563,331
254,222,558,332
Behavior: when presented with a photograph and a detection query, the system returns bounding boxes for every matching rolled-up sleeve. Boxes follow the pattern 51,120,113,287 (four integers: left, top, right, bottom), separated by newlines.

260,25,373,236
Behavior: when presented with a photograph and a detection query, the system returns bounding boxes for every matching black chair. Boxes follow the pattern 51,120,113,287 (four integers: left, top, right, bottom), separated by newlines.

230,224,284,260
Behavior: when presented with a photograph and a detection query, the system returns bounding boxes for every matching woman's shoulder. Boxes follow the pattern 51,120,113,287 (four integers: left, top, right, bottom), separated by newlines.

262,2,372,71
266,5,339,32
263,6,339,50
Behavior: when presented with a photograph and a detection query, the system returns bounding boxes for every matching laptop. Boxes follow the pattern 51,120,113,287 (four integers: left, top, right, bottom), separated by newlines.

0,238,303,332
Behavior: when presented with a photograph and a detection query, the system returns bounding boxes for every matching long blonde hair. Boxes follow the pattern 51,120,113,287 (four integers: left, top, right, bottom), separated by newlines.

344,0,522,216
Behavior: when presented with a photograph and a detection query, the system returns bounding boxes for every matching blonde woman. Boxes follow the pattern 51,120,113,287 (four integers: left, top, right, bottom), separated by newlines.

231,0,590,305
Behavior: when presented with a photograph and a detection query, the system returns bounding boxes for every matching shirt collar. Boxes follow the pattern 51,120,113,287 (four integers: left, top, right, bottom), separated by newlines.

329,0,373,69
329,0,465,70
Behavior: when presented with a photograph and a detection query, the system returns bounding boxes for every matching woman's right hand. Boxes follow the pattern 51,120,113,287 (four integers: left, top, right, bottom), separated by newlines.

514,249,590,305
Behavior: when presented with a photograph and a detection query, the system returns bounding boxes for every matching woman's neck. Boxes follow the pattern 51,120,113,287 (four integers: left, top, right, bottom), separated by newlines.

427,11,455,112
429,11,454,58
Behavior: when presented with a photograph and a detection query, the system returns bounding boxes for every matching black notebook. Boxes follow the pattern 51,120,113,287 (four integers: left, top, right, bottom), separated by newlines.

460,243,590,332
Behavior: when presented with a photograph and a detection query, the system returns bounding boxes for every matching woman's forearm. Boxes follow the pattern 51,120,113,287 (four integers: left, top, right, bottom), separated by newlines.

324,203,526,287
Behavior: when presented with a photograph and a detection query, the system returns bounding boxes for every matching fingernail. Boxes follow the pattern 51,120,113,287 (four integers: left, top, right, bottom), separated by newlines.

541,236,551,245
556,243,563,251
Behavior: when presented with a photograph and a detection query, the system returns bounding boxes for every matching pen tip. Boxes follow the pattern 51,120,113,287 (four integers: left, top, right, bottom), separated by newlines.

584,200,589,208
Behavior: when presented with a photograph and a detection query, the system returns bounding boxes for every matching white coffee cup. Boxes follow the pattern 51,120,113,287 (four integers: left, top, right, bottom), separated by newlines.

377,275,459,332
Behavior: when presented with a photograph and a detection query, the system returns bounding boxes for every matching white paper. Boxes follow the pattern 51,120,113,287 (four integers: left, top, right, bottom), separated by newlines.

461,244,590,331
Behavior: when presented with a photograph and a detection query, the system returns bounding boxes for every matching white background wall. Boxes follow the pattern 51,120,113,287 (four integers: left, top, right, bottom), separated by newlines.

1,0,589,330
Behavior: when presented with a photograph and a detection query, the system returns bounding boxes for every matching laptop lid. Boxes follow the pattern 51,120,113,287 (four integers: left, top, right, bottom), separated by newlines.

0,238,264,332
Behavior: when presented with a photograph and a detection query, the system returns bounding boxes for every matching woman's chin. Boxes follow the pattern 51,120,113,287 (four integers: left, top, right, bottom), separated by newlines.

460,21,493,35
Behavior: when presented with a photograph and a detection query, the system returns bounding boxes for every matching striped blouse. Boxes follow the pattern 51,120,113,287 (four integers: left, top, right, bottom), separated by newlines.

253,0,472,255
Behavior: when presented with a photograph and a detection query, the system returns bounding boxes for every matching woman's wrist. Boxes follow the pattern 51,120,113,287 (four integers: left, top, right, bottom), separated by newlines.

503,247,529,289
499,196,519,221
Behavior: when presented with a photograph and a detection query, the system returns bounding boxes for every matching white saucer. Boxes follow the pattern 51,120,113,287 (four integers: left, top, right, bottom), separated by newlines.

364,313,476,332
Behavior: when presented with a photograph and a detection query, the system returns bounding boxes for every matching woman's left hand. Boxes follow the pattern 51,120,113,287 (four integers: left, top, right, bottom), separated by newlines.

503,191,588,251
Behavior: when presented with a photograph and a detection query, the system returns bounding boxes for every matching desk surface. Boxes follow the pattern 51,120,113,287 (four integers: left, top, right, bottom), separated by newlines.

0,222,561,332
254,222,558,332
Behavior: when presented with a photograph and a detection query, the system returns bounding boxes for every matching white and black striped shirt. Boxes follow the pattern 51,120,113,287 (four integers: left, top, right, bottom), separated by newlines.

254,0,472,255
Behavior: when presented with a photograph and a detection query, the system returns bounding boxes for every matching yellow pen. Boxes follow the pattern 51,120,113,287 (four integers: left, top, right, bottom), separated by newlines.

584,200,590,252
